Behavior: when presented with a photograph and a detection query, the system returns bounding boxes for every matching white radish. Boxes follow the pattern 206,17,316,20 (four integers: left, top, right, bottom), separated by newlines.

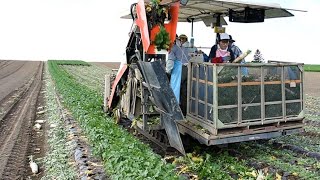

256,170,265,180
35,120,46,124
34,123,41,130
29,155,39,174
50,123,57,128
37,106,44,111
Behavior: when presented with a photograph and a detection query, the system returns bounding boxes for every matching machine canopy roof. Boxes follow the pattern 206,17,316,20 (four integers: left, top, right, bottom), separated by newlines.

121,0,306,26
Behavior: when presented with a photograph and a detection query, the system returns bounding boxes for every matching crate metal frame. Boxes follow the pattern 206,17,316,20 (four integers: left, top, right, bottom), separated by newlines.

179,62,304,145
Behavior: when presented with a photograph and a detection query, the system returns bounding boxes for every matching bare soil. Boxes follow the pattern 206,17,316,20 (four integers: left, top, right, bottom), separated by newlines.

0,60,45,179
304,72,320,96
92,62,120,69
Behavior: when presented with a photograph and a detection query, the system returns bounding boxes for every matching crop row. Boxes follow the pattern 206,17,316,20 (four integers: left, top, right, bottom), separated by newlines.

50,60,91,66
42,65,77,179
61,64,112,94
48,60,178,179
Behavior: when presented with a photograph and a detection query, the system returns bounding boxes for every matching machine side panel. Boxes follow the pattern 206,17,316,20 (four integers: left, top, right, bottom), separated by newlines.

136,0,150,52
107,64,128,108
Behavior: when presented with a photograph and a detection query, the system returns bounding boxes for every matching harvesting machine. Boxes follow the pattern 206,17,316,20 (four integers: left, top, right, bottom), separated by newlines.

104,0,305,154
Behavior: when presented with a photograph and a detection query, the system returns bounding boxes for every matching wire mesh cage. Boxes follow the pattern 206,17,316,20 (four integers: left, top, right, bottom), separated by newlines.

187,62,304,130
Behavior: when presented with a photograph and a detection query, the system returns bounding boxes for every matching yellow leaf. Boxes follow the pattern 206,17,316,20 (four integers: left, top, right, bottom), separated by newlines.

191,156,203,163
172,159,177,165
85,170,93,175
178,166,189,175
292,172,299,176
251,170,257,177
89,162,103,167
276,173,282,180
271,156,277,160
131,119,137,128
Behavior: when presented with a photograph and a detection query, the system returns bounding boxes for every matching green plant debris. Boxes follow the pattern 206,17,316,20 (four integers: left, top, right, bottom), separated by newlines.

194,124,210,134
174,151,259,180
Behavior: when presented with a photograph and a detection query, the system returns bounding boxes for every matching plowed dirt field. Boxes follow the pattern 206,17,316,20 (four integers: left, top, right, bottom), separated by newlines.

0,60,44,179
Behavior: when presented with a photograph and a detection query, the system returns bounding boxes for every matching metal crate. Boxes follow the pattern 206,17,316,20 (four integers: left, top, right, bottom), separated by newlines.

186,62,304,135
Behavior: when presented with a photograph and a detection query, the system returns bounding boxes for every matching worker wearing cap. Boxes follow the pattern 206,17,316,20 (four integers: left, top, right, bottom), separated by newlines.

177,34,191,64
166,34,190,73
166,34,190,103
178,34,192,115
209,33,235,63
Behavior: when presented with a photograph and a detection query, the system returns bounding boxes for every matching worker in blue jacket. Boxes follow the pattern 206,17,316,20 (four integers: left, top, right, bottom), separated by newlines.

166,34,190,103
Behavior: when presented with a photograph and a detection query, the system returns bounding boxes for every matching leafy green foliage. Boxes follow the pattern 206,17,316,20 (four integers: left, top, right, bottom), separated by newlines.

145,0,169,36
304,64,320,72
49,60,91,66
48,60,178,179
154,25,170,51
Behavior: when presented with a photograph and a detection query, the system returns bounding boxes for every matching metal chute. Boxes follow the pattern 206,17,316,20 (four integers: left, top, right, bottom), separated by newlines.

137,61,185,154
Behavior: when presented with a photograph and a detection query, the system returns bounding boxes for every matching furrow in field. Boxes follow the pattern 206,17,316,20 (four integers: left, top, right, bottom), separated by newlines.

0,62,43,179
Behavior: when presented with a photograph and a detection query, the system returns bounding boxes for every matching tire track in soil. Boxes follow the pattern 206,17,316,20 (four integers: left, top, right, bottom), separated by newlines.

52,78,108,179
271,141,320,161
0,75,34,121
0,62,43,179
0,60,14,71
24,72,47,179
0,61,26,80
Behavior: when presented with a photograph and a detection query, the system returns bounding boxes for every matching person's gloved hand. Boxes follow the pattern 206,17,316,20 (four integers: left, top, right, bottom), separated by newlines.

211,57,223,63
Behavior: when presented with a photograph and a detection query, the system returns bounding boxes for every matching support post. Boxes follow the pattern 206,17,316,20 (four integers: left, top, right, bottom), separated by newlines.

104,74,111,112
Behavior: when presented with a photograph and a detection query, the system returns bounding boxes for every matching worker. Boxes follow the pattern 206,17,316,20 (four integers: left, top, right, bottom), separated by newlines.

179,34,191,115
166,34,190,103
178,34,191,65
229,35,243,60
229,35,249,75
208,33,235,63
